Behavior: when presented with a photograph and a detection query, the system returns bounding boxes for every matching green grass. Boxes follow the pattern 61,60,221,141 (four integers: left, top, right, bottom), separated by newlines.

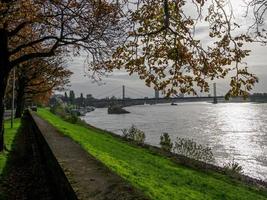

0,119,21,175
37,108,267,200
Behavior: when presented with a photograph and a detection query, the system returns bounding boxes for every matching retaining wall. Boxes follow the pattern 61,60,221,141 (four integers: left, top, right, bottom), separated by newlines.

25,110,78,200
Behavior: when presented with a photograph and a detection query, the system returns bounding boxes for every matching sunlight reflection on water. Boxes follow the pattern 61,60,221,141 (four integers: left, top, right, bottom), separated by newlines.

82,102,267,181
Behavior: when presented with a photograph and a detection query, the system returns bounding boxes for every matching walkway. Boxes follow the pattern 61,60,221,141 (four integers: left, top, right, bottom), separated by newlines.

31,113,147,200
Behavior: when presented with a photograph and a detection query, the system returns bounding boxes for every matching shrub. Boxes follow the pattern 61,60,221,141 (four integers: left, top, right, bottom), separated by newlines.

122,125,145,144
50,99,67,117
223,159,243,175
50,104,66,117
50,103,80,124
173,137,214,163
65,113,79,124
159,133,173,152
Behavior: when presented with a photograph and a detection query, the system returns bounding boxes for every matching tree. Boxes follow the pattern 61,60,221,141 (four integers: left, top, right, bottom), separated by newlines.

0,0,124,150
64,92,69,103
78,93,85,107
13,57,72,118
86,94,94,99
69,90,75,105
0,0,261,151
31,90,53,107
245,0,267,43
104,0,258,98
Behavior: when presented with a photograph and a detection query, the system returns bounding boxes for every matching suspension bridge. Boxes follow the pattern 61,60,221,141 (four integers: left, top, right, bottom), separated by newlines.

87,83,229,108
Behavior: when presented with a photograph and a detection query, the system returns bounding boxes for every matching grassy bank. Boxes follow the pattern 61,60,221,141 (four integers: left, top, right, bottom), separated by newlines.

37,108,267,200
0,119,21,175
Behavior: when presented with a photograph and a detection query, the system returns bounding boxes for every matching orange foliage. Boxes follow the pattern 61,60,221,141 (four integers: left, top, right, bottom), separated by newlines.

103,0,258,98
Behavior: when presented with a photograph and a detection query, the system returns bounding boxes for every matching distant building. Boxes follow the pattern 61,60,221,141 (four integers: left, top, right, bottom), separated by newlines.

155,90,159,99
86,94,93,99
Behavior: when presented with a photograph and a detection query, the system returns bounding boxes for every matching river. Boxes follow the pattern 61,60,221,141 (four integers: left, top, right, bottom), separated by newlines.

82,102,267,181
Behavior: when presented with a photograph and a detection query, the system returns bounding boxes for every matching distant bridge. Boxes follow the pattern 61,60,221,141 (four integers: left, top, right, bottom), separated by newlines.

85,83,230,108
87,96,229,108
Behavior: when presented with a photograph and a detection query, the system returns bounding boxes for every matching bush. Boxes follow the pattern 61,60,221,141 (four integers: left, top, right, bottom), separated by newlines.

50,103,80,124
173,137,214,163
50,100,66,117
50,105,65,117
223,159,243,175
122,125,145,144
65,113,79,124
159,133,173,152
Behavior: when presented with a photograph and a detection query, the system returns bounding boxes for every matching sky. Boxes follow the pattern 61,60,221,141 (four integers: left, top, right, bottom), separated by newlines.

66,0,267,99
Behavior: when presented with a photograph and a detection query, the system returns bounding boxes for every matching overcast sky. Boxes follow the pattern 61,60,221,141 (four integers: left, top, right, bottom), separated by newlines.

66,0,267,99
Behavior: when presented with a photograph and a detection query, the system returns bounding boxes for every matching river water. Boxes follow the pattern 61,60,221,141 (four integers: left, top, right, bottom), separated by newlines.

82,102,267,181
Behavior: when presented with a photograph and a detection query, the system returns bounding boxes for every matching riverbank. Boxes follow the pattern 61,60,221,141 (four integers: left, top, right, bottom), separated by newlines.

37,108,267,200
83,103,267,180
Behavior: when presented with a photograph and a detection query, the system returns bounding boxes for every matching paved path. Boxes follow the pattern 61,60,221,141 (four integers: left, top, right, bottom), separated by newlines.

32,113,147,200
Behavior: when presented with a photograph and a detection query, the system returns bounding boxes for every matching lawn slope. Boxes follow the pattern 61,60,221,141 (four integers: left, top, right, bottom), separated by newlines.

0,119,21,175
37,108,267,200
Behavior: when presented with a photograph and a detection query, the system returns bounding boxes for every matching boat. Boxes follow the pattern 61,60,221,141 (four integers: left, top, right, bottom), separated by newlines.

108,104,130,114
86,106,95,112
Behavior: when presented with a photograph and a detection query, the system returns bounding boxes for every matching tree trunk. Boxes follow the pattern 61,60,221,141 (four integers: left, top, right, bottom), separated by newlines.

15,78,26,118
0,71,9,151
0,28,11,151
15,97,25,118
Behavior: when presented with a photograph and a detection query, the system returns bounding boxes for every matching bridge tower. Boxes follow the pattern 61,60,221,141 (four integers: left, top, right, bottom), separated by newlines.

155,89,159,104
122,85,125,100
213,83,218,104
